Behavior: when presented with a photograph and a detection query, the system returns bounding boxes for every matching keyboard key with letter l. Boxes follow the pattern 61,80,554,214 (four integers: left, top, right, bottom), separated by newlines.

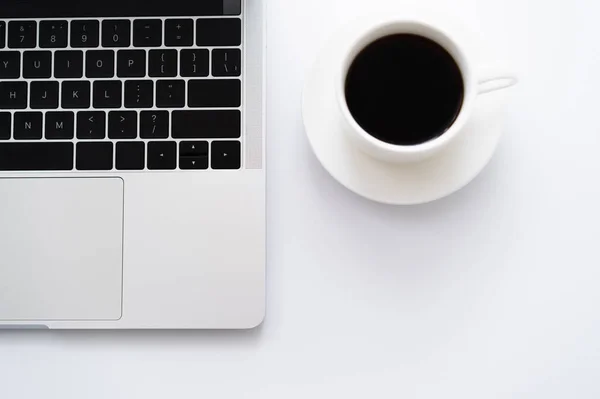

0,142,74,171
172,110,240,139
76,142,113,171
188,80,241,108
93,81,122,109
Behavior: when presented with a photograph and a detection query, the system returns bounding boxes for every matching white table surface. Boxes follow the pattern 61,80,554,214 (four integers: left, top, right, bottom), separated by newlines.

3,0,600,397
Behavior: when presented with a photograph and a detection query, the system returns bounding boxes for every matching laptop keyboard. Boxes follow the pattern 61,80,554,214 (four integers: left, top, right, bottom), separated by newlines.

0,16,242,171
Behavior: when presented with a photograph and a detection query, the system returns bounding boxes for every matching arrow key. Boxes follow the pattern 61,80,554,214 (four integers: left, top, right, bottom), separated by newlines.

211,140,241,170
148,141,176,170
179,141,208,157
180,156,208,170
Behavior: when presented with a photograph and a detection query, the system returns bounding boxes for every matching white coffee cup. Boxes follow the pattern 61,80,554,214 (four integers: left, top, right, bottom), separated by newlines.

336,18,518,164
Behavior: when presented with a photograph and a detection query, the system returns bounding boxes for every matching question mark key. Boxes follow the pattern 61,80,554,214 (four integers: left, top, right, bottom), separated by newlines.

140,111,169,139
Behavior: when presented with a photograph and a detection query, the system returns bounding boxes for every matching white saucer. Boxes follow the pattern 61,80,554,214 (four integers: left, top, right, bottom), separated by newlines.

302,27,509,205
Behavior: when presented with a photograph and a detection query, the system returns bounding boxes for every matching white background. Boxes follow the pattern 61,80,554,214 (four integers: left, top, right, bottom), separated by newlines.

2,0,600,397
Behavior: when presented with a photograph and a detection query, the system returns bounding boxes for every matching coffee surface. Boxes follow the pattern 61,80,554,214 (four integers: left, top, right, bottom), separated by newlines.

345,34,464,146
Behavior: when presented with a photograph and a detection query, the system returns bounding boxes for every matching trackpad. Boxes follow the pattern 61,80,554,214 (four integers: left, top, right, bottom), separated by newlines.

0,178,123,321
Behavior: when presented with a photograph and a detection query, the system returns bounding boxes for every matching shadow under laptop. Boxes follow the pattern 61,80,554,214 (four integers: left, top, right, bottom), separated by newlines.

0,323,265,348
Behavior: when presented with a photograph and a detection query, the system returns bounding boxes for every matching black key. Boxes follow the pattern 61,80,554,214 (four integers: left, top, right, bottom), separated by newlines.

116,142,145,170
0,21,5,49
133,19,162,47
180,156,208,170
0,112,11,139
149,50,177,77
8,21,36,48
180,141,208,156
39,21,68,48
61,81,90,109
156,80,185,108
165,19,194,47
117,50,146,78
172,110,240,139
23,51,52,79
188,80,241,108
0,82,27,109
102,20,131,48
109,111,137,139
77,111,106,139
140,111,169,139
180,49,209,77
196,18,241,46
86,50,115,78
179,141,208,170
125,80,153,108
30,81,59,109
45,111,74,139
0,51,20,79
70,20,99,48
0,142,73,171
212,49,241,77
211,141,241,169
93,81,122,109
54,50,83,78
14,112,42,140
76,142,113,171
148,141,176,170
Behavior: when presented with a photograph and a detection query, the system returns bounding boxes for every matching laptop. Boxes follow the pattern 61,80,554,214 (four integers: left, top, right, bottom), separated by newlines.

0,0,266,329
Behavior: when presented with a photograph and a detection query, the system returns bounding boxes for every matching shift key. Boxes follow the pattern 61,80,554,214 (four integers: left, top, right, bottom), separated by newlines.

172,110,240,139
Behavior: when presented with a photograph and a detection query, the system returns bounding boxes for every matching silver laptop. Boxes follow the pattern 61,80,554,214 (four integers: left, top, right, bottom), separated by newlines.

0,0,266,329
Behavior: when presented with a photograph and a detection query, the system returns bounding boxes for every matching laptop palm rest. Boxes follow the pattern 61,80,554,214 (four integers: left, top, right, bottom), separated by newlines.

0,178,123,321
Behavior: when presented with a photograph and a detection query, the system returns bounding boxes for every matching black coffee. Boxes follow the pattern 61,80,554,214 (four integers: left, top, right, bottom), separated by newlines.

345,34,464,146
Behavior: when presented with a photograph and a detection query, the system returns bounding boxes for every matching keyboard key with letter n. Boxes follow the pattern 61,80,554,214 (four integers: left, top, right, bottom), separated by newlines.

172,110,240,139
0,142,74,171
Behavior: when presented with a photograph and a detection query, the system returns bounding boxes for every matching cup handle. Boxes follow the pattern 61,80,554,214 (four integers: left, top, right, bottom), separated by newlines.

477,67,518,95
